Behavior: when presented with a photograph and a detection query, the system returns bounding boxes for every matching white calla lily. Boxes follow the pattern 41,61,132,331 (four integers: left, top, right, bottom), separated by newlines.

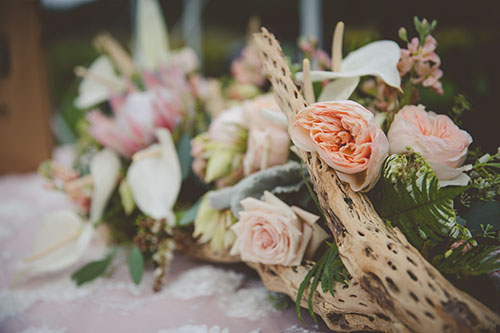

127,128,181,224
296,23,401,101
134,0,170,70
90,149,122,223
21,210,93,276
74,55,125,109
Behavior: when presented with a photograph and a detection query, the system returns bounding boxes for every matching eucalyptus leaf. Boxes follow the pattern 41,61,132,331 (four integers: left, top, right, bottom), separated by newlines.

128,246,144,285
177,133,192,181
208,161,305,217
71,253,113,286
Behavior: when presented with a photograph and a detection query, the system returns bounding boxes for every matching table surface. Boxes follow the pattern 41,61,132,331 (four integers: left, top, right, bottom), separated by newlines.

0,172,328,333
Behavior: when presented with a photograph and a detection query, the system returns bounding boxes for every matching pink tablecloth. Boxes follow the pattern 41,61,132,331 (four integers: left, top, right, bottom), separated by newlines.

0,173,326,333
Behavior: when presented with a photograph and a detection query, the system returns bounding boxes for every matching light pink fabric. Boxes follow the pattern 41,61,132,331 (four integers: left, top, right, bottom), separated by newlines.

0,170,325,332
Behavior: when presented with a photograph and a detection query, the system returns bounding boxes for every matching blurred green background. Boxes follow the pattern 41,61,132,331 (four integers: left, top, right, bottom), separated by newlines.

41,0,500,152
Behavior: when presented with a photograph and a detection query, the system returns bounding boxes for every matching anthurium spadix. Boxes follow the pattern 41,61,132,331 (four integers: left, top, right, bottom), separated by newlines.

90,149,122,223
20,210,93,277
296,23,401,101
74,55,125,109
134,0,170,70
127,128,181,225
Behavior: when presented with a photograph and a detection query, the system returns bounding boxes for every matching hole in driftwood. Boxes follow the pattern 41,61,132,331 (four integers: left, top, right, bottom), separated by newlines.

425,311,435,319
359,302,367,307
428,283,435,291
407,256,417,267
385,277,400,293
406,310,418,321
349,294,357,298
409,291,419,302
407,270,418,281
357,231,365,237
425,297,435,307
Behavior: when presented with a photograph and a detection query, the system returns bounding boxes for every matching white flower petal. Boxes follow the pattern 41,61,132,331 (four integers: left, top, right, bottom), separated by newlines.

24,210,93,275
259,108,288,129
127,129,181,222
74,56,124,109
134,0,170,70
318,76,360,101
296,40,402,92
340,40,401,89
90,149,121,223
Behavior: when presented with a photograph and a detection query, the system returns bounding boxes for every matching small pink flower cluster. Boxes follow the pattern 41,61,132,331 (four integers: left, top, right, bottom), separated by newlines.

398,35,443,94
231,42,266,87
87,64,193,158
298,37,331,70
40,161,91,214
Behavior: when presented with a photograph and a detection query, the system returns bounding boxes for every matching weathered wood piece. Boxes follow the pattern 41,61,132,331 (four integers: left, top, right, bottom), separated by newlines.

253,27,500,332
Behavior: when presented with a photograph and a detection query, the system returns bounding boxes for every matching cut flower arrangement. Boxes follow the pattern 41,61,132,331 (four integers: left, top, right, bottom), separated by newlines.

21,1,500,330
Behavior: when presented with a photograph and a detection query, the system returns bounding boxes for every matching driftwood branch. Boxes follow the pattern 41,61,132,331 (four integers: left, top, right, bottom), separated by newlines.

253,27,500,332
175,229,401,331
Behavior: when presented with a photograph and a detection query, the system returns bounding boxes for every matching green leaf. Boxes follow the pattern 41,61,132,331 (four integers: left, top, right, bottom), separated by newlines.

71,253,113,286
295,242,349,321
178,198,202,227
372,153,469,250
128,246,144,285
177,133,193,181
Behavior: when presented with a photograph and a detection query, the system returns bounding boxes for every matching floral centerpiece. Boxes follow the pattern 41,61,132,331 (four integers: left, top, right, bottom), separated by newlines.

21,1,500,330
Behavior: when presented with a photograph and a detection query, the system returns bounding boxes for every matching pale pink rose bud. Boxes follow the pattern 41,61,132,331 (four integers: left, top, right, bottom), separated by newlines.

387,105,472,186
291,101,389,192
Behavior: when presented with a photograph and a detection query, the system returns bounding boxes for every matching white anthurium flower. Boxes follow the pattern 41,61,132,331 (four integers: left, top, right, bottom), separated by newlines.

127,128,181,225
74,55,125,109
296,23,401,101
134,0,170,70
20,209,93,277
90,149,122,223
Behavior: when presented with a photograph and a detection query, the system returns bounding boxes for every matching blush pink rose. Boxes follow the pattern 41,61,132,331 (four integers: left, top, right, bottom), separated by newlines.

291,101,389,192
230,192,328,266
387,105,473,186
243,128,290,175
242,94,290,175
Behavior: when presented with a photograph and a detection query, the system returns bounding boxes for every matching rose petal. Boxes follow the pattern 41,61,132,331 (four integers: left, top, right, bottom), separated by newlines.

90,149,121,223
304,223,330,259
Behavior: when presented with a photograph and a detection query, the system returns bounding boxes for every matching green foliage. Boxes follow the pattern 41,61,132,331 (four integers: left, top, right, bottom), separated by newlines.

413,17,437,46
71,251,114,286
462,149,500,205
177,197,202,227
128,245,144,285
372,152,500,279
176,133,193,181
448,94,471,126
372,153,469,250
296,242,349,322
433,238,500,278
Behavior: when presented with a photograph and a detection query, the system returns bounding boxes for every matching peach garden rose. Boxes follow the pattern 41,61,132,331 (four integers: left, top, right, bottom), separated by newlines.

387,105,473,186
230,191,328,266
291,101,389,192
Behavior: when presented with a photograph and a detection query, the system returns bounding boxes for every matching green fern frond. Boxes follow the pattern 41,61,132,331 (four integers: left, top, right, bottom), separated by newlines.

433,238,500,277
372,153,469,250
296,242,349,322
